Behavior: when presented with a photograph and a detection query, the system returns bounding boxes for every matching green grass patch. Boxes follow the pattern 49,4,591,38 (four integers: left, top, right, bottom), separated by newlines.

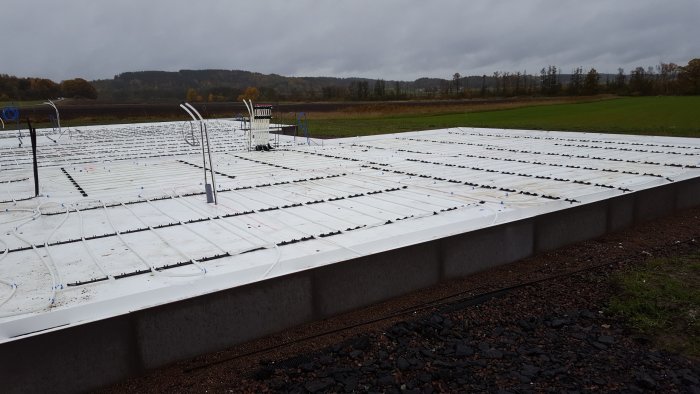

309,97,700,138
608,252,700,358
0,100,47,108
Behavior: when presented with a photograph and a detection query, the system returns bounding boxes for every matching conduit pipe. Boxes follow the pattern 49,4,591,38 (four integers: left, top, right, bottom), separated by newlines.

0,238,18,308
180,102,217,204
117,202,207,277
74,202,114,281
1,203,59,317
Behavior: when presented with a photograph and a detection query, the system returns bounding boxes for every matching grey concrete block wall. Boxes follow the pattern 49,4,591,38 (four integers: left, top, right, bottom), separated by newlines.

607,193,635,232
1,176,699,393
676,177,700,210
634,182,678,223
136,273,315,369
312,242,442,317
535,201,608,252
441,220,534,279
0,315,139,394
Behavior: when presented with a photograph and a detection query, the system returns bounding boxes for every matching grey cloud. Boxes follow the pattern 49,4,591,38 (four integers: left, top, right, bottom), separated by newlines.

1,0,698,82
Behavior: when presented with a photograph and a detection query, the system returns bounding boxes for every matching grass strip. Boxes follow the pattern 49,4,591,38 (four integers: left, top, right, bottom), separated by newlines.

308,97,700,138
609,251,700,358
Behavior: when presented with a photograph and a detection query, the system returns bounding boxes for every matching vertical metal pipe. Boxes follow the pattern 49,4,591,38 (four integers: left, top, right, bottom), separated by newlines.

44,100,61,137
185,103,217,204
180,103,210,201
243,99,253,151
202,122,217,204
27,119,39,196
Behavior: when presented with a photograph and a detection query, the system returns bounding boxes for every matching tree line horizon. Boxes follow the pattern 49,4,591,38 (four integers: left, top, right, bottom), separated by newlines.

1,58,698,103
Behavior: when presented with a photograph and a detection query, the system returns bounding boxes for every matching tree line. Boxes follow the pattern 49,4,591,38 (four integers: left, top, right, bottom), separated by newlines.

1,59,698,103
447,59,700,98
0,75,98,101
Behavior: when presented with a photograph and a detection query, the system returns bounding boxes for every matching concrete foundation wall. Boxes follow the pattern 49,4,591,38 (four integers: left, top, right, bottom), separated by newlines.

312,242,442,317
1,176,698,394
635,183,677,223
607,194,635,233
441,220,534,279
677,178,700,210
535,201,608,252
136,274,315,369
0,315,139,393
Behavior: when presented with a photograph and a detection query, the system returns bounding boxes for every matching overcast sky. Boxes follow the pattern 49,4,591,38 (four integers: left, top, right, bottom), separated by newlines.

2,0,698,82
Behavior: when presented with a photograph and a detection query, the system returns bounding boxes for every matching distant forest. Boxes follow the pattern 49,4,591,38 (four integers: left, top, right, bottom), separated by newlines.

2,58,699,103
0,77,97,101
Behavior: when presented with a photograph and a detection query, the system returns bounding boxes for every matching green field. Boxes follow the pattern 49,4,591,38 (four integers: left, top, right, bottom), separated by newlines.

609,252,700,358
3,96,699,138
309,97,700,138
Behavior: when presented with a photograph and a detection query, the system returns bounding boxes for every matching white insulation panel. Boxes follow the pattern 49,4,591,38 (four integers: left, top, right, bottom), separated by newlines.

1,120,699,341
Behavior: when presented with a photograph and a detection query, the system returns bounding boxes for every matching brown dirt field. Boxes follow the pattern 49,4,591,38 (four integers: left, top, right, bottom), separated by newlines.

17,96,616,127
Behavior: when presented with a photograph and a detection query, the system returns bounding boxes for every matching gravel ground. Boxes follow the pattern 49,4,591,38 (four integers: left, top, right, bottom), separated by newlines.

102,207,700,393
